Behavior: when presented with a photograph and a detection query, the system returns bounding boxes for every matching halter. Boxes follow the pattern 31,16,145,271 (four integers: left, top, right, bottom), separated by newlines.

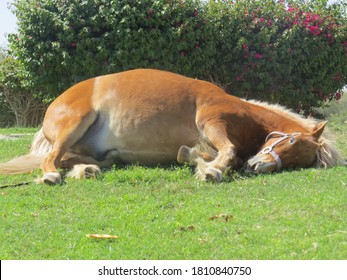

260,131,301,171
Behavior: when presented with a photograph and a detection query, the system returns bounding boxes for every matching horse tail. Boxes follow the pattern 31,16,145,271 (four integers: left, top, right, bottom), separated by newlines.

0,128,52,175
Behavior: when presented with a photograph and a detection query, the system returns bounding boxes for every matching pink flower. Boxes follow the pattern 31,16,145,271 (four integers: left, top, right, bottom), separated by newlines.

235,76,242,81
313,14,320,21
303,21,310,28
309,25,320,36
242,44,249,50
305,12,313,22
255,53,263,59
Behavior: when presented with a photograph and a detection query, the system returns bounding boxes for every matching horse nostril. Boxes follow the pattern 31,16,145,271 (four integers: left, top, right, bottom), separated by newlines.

246,160,262,172
254,162,262,170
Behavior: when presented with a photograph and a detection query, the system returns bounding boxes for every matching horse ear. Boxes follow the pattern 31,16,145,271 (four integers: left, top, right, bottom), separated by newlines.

311,121,327,139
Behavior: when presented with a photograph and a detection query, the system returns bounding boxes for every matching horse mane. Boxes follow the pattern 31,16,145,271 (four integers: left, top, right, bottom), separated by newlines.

245,99,318,128
316,138,346,168
245,99,346,168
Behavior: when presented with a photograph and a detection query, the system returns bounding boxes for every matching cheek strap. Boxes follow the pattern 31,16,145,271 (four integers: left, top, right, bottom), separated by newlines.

260,132,301,171
260,147,282,171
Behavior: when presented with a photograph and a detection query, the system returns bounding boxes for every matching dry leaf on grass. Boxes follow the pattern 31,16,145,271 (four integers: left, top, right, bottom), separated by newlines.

179,225,195,232
86,234,119,239
208,214,233,222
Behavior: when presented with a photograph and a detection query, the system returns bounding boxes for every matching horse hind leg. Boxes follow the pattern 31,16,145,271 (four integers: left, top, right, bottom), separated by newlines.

62,150,120,180
65,164,101,180
40,111,98,185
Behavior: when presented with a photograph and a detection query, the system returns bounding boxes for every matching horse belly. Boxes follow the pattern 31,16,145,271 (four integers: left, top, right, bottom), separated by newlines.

85,72,202,164
76,111,200,165
111,115,200,165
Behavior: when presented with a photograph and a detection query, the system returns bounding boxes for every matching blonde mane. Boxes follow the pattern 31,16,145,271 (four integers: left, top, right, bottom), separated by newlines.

245,99,346,168
245,99,318,128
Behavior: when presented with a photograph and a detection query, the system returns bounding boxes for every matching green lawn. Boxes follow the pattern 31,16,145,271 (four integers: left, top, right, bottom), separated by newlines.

0,105,346,259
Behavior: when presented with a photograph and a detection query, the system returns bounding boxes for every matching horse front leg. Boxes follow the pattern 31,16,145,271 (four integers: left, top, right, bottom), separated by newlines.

196,121,238,183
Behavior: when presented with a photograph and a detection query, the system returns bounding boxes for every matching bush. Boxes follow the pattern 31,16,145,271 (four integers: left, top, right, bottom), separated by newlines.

207,0,347,114
7,0,347,114
0,55,46,127
0,50,15,127
9,0,216,100
0,93,15,127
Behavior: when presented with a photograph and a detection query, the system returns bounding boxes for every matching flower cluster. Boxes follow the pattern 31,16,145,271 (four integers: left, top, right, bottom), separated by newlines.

211,0,346,114
284,7,336,43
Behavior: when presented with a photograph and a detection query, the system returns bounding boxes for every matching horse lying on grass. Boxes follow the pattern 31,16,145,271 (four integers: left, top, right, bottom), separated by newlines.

0,69,345,184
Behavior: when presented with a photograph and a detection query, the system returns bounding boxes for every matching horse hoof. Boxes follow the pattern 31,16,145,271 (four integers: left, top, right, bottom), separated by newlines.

66,164,101,179
205,167,222,183
42,172,62,185
84,165,101,179
177,145,191,163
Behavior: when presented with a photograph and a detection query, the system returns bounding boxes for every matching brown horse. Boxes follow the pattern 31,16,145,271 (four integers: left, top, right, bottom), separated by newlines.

0,69,344,184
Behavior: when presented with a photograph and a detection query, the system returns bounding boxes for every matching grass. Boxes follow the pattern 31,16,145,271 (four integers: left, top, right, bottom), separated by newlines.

0,100,346,260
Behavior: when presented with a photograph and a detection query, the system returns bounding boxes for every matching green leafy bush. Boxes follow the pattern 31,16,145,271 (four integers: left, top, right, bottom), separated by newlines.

0,93,15,127
0,55,46,127
7,0,347,114
0,50,15,127
9,0,215,100
208,0,347,113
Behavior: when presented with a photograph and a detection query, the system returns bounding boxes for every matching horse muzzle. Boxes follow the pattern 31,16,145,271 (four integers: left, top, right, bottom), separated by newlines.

246,131,300,174
246,154,278,174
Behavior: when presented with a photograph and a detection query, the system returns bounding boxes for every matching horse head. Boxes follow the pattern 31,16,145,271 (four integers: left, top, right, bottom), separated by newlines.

246,122,327,174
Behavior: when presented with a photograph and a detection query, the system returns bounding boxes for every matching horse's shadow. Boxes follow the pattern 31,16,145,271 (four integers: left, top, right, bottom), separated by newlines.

62,161,257,184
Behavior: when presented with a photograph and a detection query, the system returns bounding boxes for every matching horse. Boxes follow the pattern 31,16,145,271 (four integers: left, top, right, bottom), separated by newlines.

0,69,344,184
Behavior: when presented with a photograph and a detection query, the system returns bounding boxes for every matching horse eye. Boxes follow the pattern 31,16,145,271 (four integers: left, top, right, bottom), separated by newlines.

289,137,296,144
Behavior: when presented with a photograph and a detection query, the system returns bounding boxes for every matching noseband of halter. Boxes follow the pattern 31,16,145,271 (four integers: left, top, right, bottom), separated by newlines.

260,131,301,171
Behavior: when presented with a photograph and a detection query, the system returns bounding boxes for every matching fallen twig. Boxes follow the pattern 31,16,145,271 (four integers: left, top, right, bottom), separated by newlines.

0,181,33,189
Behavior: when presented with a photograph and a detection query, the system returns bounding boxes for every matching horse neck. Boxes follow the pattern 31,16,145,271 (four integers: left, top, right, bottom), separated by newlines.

244,100,310,135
